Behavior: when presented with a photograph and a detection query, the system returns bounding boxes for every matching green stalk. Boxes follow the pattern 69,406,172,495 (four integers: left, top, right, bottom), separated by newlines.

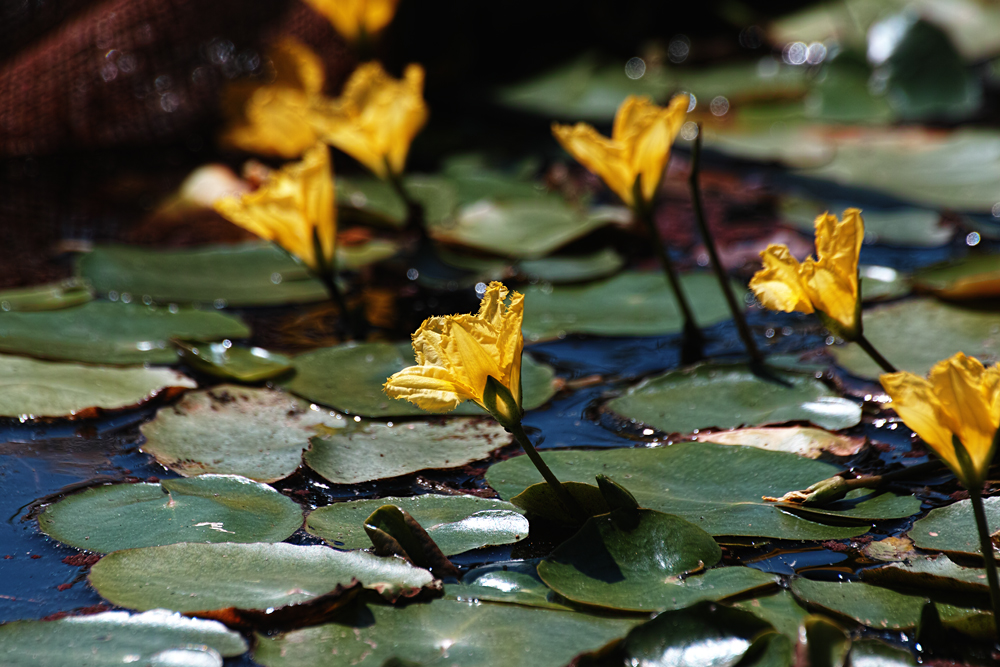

968,486,1000,641
509,421,588,524
688,124,764,367
856,333,898,373
633,182,704,362
384,159,426,237
312,228,361,341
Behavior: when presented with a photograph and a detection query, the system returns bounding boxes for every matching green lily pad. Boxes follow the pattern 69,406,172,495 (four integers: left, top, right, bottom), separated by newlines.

536,508,723,611
280,342,557,417
0,300,248,365
608,362,862,433
776,489,920,525
850,639,918,667
0,609,247,667
937,603,996,640
175,341,292,382
432,199,628,260
909,496,1000,558
803,615,852,667
89,542,436,613
486,443,913,539
447,569,571,610
38,474,303,554
734,589,811,640
860,265,911,302
0,354,195,419
0,278,93,312
912,254,1000,300
522,271,743,341
306,495,527,555
438,248,626,286
304,418,510,485
140,385,344,483
781,198,952,248
77,242,394,308
863,554,991,596
337,174,458,228
252,598,642,667
694,427,865,459
789,579,926,630
831,298,1000,378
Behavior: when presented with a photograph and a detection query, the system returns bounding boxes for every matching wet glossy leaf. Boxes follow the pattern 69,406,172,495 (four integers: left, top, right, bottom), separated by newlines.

252,598,641,667
859,265,911,302
306,494,526,555
694,427,865,459
141,385,343,482
909,496,1000,558
304,418,510,485
781,199,952,248
522,272,742,341
608,363,861,434
78,242,395,307
862,536,916,563
89,542,436,613
280,342,557,417
849,639,917,667
804,615,851,667
487,443,911,539
447,567,571,610
0,278,93,312
0,354,195,418
830,298,1000,378
734,589,810,640
789,579,926,630
0,301,248,365
937,604,996,640
0,609,247,667
175,341,292,382
509,481,611,524
433,199,628,260
364,505,460,578
863,554,990,596
38,474,302,554
912,254,1000,300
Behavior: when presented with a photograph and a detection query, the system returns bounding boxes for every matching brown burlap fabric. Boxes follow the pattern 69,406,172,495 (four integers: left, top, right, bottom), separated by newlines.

0,0,353,156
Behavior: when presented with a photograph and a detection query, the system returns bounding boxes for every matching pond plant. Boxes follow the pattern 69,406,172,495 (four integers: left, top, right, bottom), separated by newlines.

5,2,1000,666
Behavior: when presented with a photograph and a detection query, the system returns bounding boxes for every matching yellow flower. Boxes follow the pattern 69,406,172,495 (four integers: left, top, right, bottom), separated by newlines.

310,62,428,179
750,209,863,339
383,282,524,424
551,94,689,208
220,39,326,158
213,143,335,273
303,0,400,42
881,353,1000,487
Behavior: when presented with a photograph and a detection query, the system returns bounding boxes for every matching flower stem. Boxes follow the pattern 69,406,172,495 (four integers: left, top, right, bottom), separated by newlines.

509,421,588,523
688,124,764,367
968,486,1000,642
384,162,426,237
317,271,361,341
635,200,704,363
856,333,897,373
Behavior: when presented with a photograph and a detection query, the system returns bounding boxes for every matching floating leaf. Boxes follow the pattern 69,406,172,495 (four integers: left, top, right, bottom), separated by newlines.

447,567,571,610
0,609,246,667
0,301,248,365
829,298,1000,378
89,542,436,614
280,342,557,417
304,418,510,485
775,489,920,525
38,475,302,554
78,242,394,307
804,615,852,667
522,272,742,341
780,198,952,248
912,254,1000,300
438,248,626,286
141,386,343,483
306,495,527,555
937,604,996,640
789,579,926,630
734,589,811,640
364,505,460,579
337,175,457,228
252,599,641,667
0,278,93,312
608,363,862,434
694,427,865,459
486,443,902,539
175,341,292,382
859,265,911,302
432,199,628,259
0,354,195,419
910,496,1000,558
849,639,918,667
509,481,611,525
863,536,917,563
863,554,991,597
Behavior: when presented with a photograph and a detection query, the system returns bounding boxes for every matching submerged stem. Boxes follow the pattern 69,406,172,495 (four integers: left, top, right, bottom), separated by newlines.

968,487,1000,642
688,126,764,366
509,421,588,523
856,334,898,374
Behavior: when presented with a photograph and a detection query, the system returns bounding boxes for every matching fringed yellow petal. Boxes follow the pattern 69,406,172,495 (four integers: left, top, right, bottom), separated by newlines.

551,122,633,205
383,366,470,412
304,0,400,41
750,245,814,314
